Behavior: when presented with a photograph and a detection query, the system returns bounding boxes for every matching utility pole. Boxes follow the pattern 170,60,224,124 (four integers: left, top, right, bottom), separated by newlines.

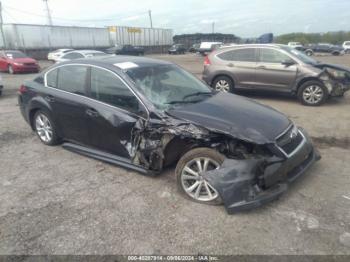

0,1,6,48
43,0,53,26
212,22,215,34
148,10,153,28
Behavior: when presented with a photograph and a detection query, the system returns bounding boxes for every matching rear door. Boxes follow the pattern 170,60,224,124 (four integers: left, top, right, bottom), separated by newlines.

255,48,297,91
45,64,91,145
215,47,257,88
85,66,148,158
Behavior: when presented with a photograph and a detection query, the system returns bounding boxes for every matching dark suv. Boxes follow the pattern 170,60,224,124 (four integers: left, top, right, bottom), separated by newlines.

203,44,350,106
168,44,186,54
304,43,344,56
106,45,144,56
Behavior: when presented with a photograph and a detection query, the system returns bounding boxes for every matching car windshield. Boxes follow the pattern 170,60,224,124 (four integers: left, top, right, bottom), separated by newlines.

126,64,213,110
281,46,317,65
5,51,28,59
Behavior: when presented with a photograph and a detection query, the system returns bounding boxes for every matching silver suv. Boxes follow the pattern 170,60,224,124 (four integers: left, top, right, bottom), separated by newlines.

202,44,350,106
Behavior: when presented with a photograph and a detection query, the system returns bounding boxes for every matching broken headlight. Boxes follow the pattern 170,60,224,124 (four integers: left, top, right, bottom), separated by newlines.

325,68,347,80
226,140,273,159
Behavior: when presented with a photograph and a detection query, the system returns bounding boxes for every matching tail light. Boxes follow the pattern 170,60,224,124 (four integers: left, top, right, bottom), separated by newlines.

19,84,28,94
204,56,211,66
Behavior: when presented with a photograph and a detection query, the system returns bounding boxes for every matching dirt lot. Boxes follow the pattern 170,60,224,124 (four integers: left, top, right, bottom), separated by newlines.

0,53,350,255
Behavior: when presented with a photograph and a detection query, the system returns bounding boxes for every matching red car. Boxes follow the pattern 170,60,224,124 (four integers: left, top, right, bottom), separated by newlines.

0,50,40,74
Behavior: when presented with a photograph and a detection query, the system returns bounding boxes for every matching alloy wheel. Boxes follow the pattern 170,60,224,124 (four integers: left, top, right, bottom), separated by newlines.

35,113,53,143
215,80,230,92
181,157,220,202
302,85,324,104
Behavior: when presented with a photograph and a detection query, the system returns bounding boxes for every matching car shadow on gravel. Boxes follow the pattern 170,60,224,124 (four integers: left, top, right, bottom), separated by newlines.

234,89,348,107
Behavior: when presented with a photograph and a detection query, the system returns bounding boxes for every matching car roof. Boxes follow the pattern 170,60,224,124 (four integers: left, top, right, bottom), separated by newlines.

73,50,105,54
216,43,287,51
56,55,172,69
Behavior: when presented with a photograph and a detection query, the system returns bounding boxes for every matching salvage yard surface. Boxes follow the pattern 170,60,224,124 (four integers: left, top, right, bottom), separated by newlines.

0,54,350,254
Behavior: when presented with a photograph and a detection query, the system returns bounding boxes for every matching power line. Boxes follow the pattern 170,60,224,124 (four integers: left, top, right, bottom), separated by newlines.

3,4,148,23
43,0,52,26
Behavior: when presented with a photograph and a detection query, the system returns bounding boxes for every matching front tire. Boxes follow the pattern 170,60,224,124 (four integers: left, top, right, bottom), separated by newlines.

175,148,225,205
33,110,60,145
212,76,234,93
297,80,328,106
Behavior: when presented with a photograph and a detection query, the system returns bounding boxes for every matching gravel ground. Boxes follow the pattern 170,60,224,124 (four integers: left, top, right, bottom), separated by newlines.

0,54,349,255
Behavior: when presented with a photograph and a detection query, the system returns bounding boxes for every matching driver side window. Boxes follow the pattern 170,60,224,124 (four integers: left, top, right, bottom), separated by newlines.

90,67,144,115
260,49,291,63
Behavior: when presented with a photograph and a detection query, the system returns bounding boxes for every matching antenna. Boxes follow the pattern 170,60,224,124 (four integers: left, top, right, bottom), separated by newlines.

43,0,53,26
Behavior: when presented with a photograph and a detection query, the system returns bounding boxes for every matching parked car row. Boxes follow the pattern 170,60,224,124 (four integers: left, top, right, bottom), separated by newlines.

288,42,347,56
18,55,320,213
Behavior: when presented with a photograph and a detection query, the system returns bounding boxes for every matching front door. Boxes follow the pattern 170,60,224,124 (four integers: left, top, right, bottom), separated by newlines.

85,66,147,159
255,48,297,91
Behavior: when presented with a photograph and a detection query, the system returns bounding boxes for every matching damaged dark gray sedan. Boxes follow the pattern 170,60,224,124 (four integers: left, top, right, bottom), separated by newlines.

18,56,320,214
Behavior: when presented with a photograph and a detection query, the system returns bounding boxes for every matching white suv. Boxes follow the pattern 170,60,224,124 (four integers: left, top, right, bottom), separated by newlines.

288,42,303,49
342,41,350,53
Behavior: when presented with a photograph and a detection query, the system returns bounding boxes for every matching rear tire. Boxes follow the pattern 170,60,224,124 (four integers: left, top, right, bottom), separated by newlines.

175,147,225,205
8,65,14,74
212,76,234,93
297,80,328,106
33,110,60,145
305,50,313,56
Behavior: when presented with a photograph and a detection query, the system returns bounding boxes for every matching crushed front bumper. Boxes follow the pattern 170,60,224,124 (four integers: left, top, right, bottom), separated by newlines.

203,128,320,214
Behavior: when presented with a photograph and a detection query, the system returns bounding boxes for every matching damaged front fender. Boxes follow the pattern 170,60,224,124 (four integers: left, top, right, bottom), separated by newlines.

202,130,320,214
316,63,350,96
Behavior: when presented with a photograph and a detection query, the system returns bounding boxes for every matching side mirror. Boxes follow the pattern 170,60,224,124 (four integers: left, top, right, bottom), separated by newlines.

281,59,295,67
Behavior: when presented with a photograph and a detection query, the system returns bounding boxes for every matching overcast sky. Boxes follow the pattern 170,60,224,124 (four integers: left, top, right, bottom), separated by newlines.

2,0,350,37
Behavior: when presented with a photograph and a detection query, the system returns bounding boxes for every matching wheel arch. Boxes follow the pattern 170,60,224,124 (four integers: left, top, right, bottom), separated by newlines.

295,77,324,93
28,98,54,131
211,74,235,87
162,137,196,168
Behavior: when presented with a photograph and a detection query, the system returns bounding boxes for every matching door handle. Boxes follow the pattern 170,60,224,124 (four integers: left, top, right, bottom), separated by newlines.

44,95,55,102
256,65,266,69
227,63,234,67
86,108,99,117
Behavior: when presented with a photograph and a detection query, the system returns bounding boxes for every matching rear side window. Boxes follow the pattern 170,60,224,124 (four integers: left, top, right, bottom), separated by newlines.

46,69,58,88
260,48,291,63
217,48,256,62
57,65,88,95
62,52,84,59
90,67,140,113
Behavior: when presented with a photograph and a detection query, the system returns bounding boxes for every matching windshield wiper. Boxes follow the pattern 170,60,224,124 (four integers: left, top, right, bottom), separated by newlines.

165,100,201,105
182,91,213,100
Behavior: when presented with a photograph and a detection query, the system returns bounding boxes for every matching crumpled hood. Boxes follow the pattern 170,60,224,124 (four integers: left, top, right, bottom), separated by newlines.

314,63,350,72
167,92,291,144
